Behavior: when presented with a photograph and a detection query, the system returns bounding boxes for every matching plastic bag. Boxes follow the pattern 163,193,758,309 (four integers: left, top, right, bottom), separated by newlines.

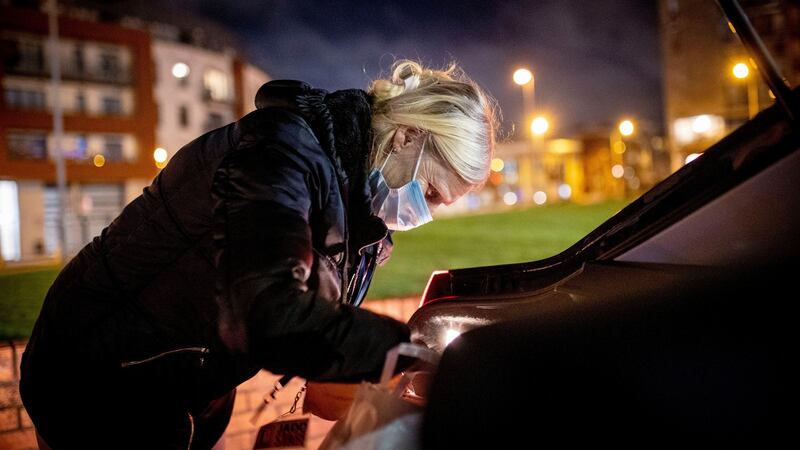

304,382,360,421
317,343,439,450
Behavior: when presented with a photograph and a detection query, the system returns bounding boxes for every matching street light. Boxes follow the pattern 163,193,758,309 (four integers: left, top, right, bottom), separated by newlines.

619,119,635,137
732,61,758,119
732,62,749,79
512,67,535,126
531,116,549,136
154,147,168,169
513,67,538,205
513,68,533,86
609,119,635,199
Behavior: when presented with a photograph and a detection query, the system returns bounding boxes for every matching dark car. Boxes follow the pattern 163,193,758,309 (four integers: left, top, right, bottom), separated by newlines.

409,3,799,447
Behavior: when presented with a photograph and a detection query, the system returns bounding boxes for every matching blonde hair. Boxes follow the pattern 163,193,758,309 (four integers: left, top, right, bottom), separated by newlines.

369,60,498,187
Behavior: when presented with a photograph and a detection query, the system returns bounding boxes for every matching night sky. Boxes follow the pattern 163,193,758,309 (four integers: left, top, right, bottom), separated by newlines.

137,0,664,138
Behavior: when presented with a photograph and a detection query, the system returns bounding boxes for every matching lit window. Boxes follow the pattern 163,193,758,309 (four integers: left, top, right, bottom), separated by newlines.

205,112,225,131
203,69,230,102
0,180,21,261
103,135,124,161
4,88,46,110
76,92,86,113
64,135,88,160
179,105,189,128
99,51,122,80
102,96,122,115
7,131,47,160
673,114,725,146
16,40,44,72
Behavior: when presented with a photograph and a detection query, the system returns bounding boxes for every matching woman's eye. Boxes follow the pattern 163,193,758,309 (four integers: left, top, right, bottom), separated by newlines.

426,187,440,202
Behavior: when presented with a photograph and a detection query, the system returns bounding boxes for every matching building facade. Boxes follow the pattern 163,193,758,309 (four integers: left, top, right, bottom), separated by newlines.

659,0,800,169
0,2,269,263
478,122,668,213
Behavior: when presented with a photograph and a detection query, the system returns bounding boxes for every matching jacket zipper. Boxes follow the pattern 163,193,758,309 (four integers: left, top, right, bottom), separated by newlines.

120,347,210,368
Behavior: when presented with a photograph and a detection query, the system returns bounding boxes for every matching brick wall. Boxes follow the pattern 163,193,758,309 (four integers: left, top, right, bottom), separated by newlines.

0,297,418,450
0,341,36,450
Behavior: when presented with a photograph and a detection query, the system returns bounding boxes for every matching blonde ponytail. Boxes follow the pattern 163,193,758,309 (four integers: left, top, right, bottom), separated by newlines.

368,60,498,186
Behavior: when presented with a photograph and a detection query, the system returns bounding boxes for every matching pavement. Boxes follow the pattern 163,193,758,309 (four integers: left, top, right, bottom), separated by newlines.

0,296,419,450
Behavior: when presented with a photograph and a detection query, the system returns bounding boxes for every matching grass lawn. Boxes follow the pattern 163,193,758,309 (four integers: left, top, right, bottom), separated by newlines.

0,266,59,340
367,200,627,299
0,200,626,339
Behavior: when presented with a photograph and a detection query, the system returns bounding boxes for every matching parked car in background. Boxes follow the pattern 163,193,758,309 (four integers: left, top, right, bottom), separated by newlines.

409,2,799,446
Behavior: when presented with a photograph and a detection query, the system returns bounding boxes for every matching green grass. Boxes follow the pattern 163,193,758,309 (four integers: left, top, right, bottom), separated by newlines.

0,201,626,339
0,266,59,340
367,200,627,299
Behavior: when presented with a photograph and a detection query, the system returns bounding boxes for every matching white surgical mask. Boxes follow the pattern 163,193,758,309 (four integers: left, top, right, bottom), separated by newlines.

368,138,433,231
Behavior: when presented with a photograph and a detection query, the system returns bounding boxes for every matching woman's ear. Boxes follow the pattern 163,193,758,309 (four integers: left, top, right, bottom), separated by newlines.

392,126,426,153
391,126,409,152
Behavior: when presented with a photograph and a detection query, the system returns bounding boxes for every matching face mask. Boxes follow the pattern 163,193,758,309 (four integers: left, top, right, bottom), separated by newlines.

368,137,433,231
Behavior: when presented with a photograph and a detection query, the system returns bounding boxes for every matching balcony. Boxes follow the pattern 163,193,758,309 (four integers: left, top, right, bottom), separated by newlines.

4,61,134,86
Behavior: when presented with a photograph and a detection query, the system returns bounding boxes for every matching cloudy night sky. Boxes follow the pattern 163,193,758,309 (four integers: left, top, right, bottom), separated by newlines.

134,0,664,138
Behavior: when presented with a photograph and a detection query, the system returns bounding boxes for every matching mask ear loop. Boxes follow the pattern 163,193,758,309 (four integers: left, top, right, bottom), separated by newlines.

378,147,394,171
411,134,427,181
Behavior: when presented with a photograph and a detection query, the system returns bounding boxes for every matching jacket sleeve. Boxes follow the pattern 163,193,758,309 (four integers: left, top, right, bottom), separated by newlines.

212,139,410,383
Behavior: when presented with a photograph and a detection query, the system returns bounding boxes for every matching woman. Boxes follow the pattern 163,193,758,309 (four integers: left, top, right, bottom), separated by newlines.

20,60,497,449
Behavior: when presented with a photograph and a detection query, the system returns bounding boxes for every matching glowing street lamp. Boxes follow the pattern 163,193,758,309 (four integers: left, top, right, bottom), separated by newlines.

490,158,505,172
513,68,533,86
531,116,549,136
512,67,535,127
618,119,635,137
154,147,168,169
731,61,758,118
732,62,749,79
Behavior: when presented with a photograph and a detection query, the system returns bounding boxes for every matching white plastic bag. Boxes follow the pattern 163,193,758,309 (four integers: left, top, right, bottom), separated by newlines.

317,343,439,450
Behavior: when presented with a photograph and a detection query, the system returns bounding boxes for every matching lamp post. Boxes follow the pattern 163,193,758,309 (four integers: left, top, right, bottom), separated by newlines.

48,0,68,262
513,68,535,129
732,61,759,119
530,115,550,201
513,68,536,204
609,119,635,199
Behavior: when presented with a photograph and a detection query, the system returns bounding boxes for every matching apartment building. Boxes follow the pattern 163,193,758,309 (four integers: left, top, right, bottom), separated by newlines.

0,2,268,263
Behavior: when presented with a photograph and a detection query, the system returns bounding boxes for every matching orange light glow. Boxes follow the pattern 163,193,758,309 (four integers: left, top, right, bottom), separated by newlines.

618,120,634,137
612,164,625,178
531,116,549,136
732,62,749,79
513,68,533,86
491,158,505,172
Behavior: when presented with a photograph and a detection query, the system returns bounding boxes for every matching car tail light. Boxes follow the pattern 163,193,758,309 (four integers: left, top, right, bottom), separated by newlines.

419,270,452,308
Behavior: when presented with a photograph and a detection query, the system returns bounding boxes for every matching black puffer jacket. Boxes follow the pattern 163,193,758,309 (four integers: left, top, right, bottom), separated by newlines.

21,81,409,435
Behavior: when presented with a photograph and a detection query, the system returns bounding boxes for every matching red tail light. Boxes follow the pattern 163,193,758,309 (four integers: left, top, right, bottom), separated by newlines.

419,270,452,308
